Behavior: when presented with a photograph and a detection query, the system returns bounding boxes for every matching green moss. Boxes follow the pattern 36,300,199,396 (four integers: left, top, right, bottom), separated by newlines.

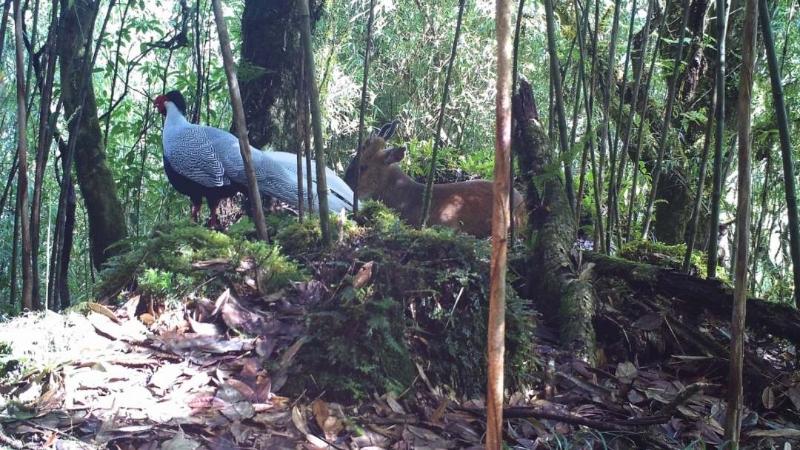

97,221,304,300
619,240,714,279
285,204,537,400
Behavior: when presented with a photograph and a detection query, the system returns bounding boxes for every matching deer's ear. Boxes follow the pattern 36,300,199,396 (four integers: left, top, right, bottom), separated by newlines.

384,146,406,164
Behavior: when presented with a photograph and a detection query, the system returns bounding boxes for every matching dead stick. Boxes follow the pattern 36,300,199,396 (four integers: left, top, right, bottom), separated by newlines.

461,407,670,431
658,382,715,417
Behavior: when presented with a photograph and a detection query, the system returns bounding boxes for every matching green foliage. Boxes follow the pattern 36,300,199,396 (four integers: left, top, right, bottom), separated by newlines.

619,240,714,279
273,214,359,257
286,202,537,400
0,341,17,379
97,221,304,300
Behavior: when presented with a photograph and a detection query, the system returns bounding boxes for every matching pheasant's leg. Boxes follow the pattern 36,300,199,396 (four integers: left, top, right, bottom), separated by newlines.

190,198,202,223
207,197,223,230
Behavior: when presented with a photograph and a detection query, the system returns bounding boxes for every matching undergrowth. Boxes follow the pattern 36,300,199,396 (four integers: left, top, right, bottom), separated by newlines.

97,220,304,301
283,201,538,400
619,240,724,280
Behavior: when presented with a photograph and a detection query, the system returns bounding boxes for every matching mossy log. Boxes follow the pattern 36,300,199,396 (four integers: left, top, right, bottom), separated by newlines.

586,252,800,345
513,80,597,363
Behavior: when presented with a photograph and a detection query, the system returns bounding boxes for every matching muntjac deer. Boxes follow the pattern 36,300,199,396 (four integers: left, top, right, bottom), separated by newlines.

344,122,525,238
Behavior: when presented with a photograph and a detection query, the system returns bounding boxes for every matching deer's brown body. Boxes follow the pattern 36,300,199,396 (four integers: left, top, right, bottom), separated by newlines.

345,128,525,238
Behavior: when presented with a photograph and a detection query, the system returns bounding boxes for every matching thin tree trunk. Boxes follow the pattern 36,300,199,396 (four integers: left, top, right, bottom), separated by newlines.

510,0,525,242
0,155,18,222
487,0,512,446
192,0,203,123
103,0,131,146
0,0,11,63
421,0,466,227
608,0,640,248
573,0,591,226
585,0,605,251
211,0,269,241
624,3,669,241
640,0,692,238
298,0,331,244
707,0,730,278
352,0,375,214
600,0,622,253
759,0,800,308
13,0,34,310
303,82,314,214
295,55,305,222
615,0,655,236
544,0,576,215
749,156,770,293
29,3,58,307
57,156,76,310
683,77,717,273
724,0,757,442
10,186,19,306
610,0,639,177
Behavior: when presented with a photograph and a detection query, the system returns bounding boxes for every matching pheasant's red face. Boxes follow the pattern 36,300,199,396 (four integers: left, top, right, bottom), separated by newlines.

154,95,167,116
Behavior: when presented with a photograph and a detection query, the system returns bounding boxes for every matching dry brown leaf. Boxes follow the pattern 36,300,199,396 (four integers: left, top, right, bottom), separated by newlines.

762,386,776,409
292,405,310,435
226,378,257,402
150,364,185,390
139,313,156,326
88,302,120,324
430,398,448,423
353,261,375,289
186,315,221,336
311,399,330,431
747,428,800,438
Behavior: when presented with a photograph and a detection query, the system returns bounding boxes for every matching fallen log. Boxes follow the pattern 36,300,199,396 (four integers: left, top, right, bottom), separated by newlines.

513,79,597,363
586,252,800,345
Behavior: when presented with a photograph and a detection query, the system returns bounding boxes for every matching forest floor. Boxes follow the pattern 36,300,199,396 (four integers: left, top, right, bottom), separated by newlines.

1,209,799,449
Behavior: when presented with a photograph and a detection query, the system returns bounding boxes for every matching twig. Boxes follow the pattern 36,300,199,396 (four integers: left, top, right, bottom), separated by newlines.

0,426,25,450
460,406,670,432
658,382,715,417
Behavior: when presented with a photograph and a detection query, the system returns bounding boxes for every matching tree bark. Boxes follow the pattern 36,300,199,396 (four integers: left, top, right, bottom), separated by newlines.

211,0,269,242
725,0,757,442
13,0,34,310
487,1,513,446
56,0,127,270
515,80,597,362
239,0,314,149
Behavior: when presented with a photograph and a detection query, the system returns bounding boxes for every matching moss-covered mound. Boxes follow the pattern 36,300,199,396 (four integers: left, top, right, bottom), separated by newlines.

97,221,304,301
96,205,537,402
280,202,537,400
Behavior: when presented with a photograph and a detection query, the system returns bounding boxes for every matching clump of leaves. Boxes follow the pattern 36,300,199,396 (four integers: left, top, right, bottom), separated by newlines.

286,201,537,400
97,221,304,301
619,240,718,279
0,341,18,379
274,215,359,257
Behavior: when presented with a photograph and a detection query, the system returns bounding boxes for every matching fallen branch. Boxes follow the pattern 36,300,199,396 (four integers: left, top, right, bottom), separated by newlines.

460,406,670,432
